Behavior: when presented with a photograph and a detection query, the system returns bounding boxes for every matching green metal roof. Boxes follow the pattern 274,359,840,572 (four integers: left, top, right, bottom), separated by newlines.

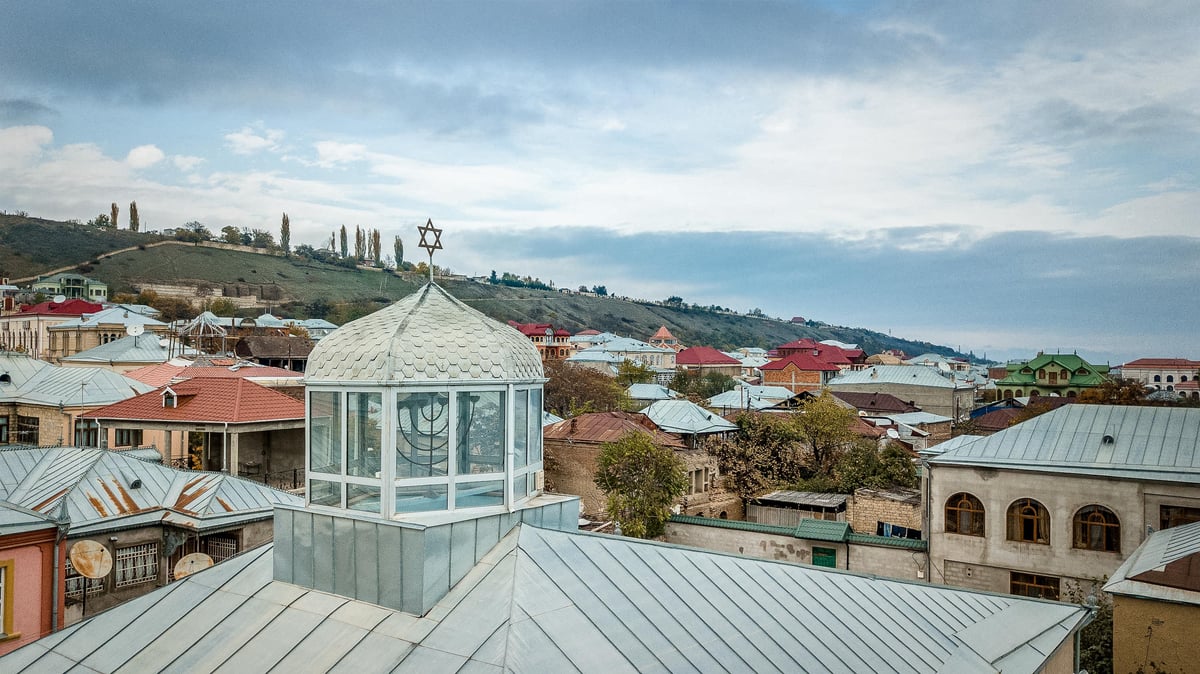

794,518,851,542
669,514,927,550
996,353,1110,387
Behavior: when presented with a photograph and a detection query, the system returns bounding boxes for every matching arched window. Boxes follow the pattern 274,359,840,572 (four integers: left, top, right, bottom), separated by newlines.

1004,389,1013,399
945,493,985,536
1154,375,1161,382
1182,375,1189,382
1037,368,1045,378
1007,498,1050,544
1061,370,1069,379
1015,389,1023,397
1167,375,1175,383
1067,390,1077,398
1073,505,1120,552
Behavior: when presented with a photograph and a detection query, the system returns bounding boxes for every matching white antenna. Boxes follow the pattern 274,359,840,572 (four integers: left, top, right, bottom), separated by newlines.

126,324,145,337
53,294,66,304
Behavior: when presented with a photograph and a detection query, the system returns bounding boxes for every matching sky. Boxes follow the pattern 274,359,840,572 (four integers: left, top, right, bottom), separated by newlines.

1,1,1198,365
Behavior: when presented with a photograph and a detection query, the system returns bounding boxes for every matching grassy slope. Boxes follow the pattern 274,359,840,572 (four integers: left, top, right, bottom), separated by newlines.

0,215,965,356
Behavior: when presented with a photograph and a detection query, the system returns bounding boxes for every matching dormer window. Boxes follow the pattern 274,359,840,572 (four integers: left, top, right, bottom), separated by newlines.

162,389,177,408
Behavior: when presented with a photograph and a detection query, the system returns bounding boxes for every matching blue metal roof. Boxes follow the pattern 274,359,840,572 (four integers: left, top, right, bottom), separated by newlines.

642,399,737,435
4,524,1086,673
930,404,1200,483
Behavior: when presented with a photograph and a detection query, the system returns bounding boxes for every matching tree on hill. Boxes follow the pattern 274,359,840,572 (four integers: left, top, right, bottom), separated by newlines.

220,226,241,245
111,203,119,230
280,212,290,255
394,236,403,267
354,226,365,260
88,213,112,228
339,225,348,258
129,201,139,231
175,221,210,242
250,229,275,248
595,431,687,539
371,228,382,266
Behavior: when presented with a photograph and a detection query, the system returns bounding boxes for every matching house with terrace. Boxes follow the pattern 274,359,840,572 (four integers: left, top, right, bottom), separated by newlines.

1118,357,1200,394
0,299,102,360
927,404,1200,602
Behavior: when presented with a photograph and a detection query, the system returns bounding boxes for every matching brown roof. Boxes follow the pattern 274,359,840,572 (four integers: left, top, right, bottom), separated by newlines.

651,326,677,340
543,411,687,448
760,352,840,372
832,391,920,414
84,378,305,424
1122,358,1200,369
124,361,301,387
234,335,314,359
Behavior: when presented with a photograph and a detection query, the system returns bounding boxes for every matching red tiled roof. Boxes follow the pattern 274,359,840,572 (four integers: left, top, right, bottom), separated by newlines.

84,378,304,424
675,346,740,366
554,329,571,337
776,339,852,365
760,352,840,372
651,326,677,340
123,362,301,387
17,299,103,316
974,408,1022,432
1121,358,1200,369
542,411,687,448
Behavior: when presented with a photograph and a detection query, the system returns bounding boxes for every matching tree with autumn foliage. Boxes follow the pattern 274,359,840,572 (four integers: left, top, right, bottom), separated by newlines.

543,360,627,417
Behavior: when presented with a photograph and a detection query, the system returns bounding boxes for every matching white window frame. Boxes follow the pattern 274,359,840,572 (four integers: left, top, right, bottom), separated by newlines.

114,543,158,588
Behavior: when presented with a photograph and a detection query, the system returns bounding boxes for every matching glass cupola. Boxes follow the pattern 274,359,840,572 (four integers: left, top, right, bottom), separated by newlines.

303,283,546,518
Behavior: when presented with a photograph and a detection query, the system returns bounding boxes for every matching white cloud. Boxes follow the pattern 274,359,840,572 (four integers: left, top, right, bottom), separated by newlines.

224,126,285,155
312,141,368,167
172,155,205,171
0,125,53,171
125,144,165,168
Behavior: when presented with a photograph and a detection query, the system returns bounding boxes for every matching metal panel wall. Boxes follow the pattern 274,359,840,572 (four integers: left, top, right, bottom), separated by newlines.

272,496,581,616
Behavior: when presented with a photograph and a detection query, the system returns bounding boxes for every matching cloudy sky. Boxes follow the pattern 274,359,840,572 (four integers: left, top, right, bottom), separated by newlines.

2,2,1198,364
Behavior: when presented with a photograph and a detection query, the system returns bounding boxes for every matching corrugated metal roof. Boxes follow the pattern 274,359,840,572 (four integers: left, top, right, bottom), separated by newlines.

887,411,953,426
929,404,1200,482
0,500,58,534
0,447,300,534
829,365,967,389
1104,520,1200,605
543,412,688,448
59,334,172,365
794,518,852,542
754,490,848,509
306,283,544,384
0,362,154,407
49,306,168,330
5,524,1086,673
642,399,738,435
626,383,677,401
85,378,305,424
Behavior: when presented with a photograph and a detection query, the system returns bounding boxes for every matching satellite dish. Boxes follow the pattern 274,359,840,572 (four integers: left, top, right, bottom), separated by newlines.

69,540,113,579
126,324,145,337
159,338,170,348
887,428,900,439
174,552,214,579
53,294,67,304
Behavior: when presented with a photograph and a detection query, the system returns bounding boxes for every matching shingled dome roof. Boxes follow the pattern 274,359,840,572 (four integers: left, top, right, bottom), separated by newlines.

305,283,544,383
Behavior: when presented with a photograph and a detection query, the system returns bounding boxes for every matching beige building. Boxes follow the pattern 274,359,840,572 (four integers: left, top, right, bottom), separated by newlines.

1104,520,1200,674
927,405,1200,602
827,365,975,421
46,305,170,363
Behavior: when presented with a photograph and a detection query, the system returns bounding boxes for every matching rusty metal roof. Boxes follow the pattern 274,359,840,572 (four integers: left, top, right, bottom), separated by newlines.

543,411,687,448
0,447,300,535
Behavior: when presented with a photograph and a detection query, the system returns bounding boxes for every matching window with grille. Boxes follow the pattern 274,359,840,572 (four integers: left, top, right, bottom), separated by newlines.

1073,505,1120,552
65,558,104,598
114,429,143,447
1006,498,1050,544
15,416,38,445
945,492,985,537
114,543,159,587
205,535,238,562
1010,572,1059,600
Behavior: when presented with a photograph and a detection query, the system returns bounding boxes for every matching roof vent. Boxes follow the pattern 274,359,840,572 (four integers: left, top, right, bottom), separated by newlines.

1102,434,1115,445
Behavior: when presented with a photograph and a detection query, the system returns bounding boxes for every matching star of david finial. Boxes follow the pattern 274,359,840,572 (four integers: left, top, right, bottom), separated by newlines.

417,219,443,282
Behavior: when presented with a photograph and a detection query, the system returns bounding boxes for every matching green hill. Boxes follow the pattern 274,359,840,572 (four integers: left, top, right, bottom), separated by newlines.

0,214,969,357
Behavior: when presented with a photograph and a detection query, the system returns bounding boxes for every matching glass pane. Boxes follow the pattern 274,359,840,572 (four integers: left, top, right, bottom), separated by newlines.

514,389,528,469
529,389,543,465
309,479,341,507
455,479,504,509
396,392,450,478
347,392,383,478
347,484,381,514
457,391,505,475
528,472,537,496
309,391,341,474
395,484,448,513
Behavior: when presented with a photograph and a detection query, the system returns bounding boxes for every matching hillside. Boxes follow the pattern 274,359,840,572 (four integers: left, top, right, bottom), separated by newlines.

0,214,968,357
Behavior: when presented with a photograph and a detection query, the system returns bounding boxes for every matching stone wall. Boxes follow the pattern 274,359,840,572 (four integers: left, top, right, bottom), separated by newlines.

664,520,848,568
848,487,922,534
1113,595,1199,674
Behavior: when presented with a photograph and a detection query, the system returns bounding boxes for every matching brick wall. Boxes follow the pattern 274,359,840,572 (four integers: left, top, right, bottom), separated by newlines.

762,367,823,393
847,488,922,534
